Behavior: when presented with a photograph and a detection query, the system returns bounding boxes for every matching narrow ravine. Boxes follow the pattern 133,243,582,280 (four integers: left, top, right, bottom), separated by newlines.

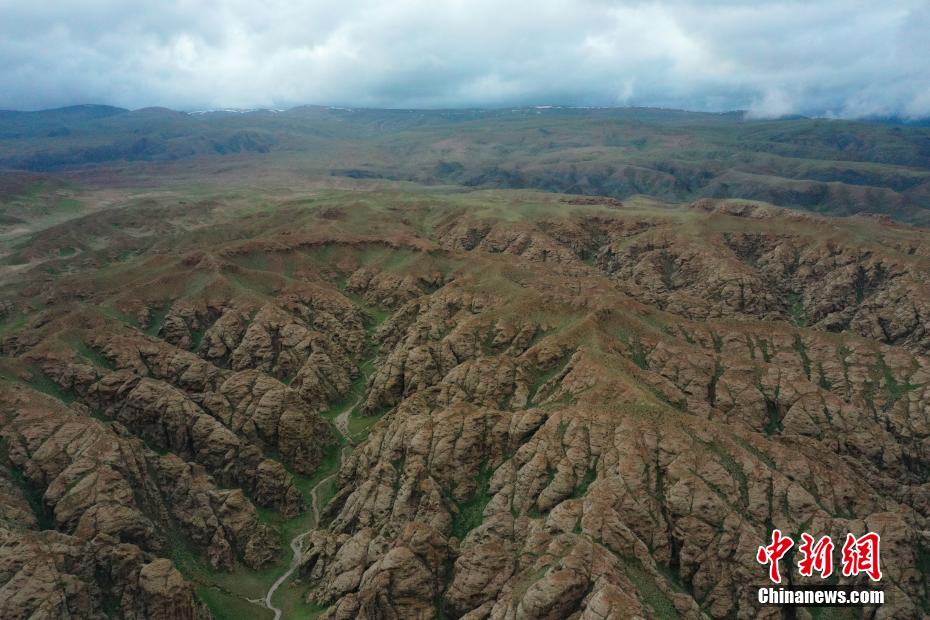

261,393,362,620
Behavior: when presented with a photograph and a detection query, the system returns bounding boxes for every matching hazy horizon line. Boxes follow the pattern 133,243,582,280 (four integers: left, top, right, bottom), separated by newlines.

4,102,929,124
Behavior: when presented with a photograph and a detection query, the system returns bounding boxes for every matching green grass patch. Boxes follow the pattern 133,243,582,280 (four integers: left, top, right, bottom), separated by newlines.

27,370,76,404
526,353,572,406
657,250,678,290
732,435,776,470
344,291,391,328
763,394,783,436
189,326,208,352
816,362,832,390
322,342,377,417
167,433,346,620
272,445,344,540
197,587,271,620
570,466,597,499
708,358,723,406
169,533,286,619
228,253,270,272
702,440,749,508
0,313,28,335
323,354,381,444
87,409,113,425
99,304,138,327
346,411,382,442
630,337,650,370
854,265,868,303
72,340,115,370
788,294,808,328
450,465,493,540
144,306,170,337
623,557,678,620
875,354,920,412
225,268,280,296
793,334,811,380
0,439,54,530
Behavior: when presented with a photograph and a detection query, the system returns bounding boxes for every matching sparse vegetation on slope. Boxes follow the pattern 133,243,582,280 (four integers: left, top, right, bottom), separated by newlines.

2,116,930,619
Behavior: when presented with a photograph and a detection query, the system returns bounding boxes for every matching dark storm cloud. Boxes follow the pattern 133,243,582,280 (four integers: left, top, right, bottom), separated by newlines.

1,0,928,117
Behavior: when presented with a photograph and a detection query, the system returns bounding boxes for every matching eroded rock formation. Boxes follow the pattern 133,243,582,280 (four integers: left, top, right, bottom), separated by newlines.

3,194,930,619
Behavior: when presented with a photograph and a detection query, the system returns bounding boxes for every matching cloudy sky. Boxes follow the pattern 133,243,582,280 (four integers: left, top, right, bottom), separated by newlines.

1,0,929,118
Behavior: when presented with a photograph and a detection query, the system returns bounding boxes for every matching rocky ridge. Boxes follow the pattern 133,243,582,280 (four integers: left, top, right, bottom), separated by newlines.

1,193,930,618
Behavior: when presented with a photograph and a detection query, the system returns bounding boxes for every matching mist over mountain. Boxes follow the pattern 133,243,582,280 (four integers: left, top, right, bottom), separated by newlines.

2,1,930,119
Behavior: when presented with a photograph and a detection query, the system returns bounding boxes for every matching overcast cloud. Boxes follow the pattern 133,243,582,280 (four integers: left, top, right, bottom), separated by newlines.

1,0,928,118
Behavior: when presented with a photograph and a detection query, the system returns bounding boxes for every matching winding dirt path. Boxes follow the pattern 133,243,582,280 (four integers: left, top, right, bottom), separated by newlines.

334,399,352,438
261,393,363,620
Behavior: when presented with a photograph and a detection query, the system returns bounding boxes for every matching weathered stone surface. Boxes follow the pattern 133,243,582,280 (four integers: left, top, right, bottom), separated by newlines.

1,385,279,572
4,196,930,619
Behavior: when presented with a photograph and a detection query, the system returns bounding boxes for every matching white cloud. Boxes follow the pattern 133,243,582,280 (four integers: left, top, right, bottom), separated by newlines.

0,0,928,118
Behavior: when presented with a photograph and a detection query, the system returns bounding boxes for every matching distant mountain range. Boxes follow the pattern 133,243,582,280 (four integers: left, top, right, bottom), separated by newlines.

2,103,930,224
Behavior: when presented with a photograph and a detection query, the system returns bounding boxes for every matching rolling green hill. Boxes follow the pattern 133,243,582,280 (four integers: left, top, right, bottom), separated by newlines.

1,105,929,223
